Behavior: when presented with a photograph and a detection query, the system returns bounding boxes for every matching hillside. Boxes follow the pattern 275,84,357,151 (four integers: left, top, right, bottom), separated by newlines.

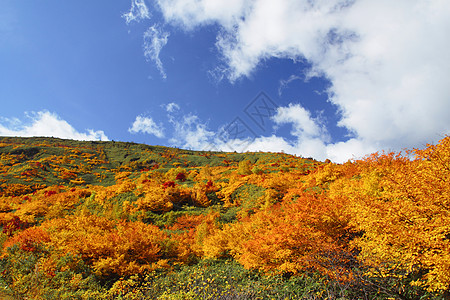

0,136,449,299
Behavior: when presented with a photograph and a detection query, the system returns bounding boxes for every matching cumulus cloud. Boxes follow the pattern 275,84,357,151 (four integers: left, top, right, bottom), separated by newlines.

150,0,450,162
143,25,170,79
168,113,215,150
129,116,165,138
273,104,328,140
122,0,151,24
0,111,108,141
231,104,372,161
325,138,377,163
155,0,251,30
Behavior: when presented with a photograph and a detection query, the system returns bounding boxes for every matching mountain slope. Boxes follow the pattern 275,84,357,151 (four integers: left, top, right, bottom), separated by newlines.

0,136,449,299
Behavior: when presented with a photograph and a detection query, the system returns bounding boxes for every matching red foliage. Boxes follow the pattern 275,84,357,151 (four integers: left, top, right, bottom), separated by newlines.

163,181,176,189
44,190,57,197
176,172,186,182
206,180,214,189
2,216,29,236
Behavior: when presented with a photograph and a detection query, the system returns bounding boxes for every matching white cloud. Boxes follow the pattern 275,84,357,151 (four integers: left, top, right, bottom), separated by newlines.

155,0,251,30
273,104,327,140
325,138,377,163
278,74,302,96
161,103,330,159
122,0,151,24
129,115,165,138
0,111,108,141
165,102,180,113
143,25,170,79
151,0,450,161
132,106,217,150
244,135,296,154
123,1,169,79
169,113,215,150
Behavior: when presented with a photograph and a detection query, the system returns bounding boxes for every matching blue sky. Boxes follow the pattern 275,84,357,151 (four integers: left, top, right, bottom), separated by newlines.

1,0,449,162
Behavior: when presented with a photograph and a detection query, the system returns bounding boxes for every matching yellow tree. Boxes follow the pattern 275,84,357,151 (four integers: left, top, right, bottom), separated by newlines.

333,136,450,292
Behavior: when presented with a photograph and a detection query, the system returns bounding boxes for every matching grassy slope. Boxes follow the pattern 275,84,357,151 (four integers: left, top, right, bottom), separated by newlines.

0,136,312,190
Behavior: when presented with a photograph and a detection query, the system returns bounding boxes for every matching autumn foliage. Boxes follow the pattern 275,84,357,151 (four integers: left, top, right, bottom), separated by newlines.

0,136,449,298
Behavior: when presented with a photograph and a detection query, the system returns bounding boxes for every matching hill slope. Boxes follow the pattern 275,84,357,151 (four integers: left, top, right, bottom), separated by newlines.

0,136,449,299
0,136,315,190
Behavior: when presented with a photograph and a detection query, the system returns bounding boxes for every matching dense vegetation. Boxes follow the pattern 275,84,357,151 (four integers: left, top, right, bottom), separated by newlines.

0,136,449,299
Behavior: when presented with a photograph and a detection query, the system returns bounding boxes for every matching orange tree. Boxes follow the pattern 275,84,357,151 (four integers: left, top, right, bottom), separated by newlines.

37,214,169,278
202,188,355,281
